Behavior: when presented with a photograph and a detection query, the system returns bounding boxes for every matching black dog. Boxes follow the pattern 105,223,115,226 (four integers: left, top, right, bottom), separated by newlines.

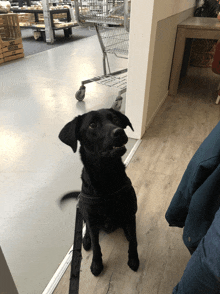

59,108,139,276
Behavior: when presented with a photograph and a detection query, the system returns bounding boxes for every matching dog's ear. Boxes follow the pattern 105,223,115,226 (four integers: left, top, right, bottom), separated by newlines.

59,116,82,153
110,108,134,131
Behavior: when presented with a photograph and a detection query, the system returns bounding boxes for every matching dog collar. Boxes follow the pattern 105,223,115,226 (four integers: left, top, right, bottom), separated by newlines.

78,178,132,205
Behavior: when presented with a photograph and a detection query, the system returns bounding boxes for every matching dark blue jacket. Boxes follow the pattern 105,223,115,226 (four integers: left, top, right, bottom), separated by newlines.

165,121,220,251
172,207,220,293
165,121,220,293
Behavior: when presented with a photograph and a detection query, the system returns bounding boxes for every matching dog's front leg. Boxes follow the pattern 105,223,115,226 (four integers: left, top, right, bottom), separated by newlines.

89,225,103,276
123,216,139,272
83,224,91,251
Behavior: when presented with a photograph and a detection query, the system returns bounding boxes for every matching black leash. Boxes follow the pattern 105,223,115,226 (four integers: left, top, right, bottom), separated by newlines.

68,179,132,293
69,204,83,294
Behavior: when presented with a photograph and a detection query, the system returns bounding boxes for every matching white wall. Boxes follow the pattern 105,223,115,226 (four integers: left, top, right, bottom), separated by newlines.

126,0,196,139
155,0,196,21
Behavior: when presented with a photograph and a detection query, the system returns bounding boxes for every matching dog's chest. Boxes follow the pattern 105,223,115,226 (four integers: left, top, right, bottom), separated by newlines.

78,184,137,227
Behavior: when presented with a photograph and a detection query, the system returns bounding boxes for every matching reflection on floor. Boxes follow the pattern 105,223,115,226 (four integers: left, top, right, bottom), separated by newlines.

0,33,133,294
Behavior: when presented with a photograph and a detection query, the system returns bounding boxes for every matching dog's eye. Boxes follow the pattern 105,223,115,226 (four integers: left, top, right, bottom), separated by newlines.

89,122,97,129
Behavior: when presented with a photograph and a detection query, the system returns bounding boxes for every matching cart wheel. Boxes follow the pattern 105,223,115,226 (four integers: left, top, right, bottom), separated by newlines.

75,86,86,101
33,31,41,40
111,96,123,111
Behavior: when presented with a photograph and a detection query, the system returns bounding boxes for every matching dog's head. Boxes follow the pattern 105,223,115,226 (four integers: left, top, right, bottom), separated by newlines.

59,108,133,157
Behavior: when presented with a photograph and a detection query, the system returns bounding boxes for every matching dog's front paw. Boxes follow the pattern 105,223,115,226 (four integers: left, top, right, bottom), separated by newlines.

128,256,139,272
83,234,91,251
90,259,103,276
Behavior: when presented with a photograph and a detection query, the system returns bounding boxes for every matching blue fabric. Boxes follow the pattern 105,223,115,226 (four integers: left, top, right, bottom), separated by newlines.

165,121,220,250
172,207,220,294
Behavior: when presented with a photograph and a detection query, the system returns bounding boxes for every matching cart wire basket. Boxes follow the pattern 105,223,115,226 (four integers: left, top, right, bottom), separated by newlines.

74,0,130,28
74,0,130,111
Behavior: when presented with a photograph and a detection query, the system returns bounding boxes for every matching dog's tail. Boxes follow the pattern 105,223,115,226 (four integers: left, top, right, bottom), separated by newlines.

59,191,80,207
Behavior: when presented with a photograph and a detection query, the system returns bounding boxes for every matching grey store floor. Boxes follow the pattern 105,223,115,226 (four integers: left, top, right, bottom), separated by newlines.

0,28,137,294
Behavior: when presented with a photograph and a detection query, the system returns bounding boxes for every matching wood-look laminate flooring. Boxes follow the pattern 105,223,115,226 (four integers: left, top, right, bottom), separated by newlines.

53,66,220,294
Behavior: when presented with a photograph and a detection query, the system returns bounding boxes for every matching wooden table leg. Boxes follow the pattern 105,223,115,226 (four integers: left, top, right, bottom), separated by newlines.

169,28,187,96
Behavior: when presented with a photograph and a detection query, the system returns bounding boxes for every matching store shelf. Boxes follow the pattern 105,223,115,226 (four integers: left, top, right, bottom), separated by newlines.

11,7,78,40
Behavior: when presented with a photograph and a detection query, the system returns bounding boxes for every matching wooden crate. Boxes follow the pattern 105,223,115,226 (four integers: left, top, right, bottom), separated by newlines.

0,13,21,40
0,38,24,62
0,13,24,64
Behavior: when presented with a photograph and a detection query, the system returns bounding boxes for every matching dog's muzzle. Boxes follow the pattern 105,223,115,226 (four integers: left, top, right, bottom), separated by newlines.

112,128,126,138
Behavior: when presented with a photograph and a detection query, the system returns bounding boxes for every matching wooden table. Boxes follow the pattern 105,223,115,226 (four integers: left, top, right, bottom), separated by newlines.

169,17,220,96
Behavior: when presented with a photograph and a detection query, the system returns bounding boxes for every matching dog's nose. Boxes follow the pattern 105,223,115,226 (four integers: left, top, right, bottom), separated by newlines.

112,128,125,138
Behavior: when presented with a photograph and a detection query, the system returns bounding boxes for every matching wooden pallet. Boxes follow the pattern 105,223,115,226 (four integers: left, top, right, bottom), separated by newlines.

0,37,24,63
2,42,23,53
0,41,3,63
1,37,23,47
4,52,24,62
0,14,24,65
3,48,24,57
0,46,4,63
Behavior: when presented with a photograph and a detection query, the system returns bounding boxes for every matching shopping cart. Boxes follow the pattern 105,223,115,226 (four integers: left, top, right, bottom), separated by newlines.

74,0,130,110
